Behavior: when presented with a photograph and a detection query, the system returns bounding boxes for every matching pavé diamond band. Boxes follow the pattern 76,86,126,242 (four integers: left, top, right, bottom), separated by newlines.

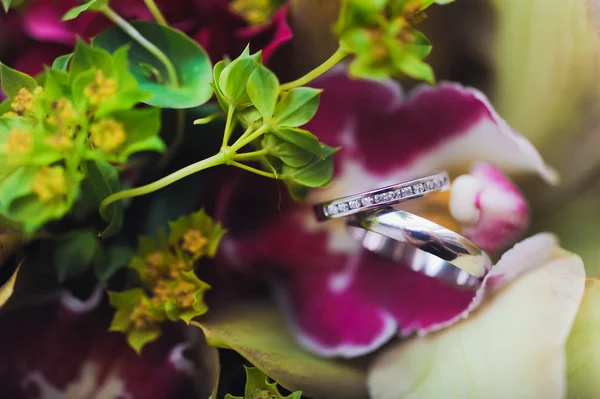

347,207,491,288
313,171,450,221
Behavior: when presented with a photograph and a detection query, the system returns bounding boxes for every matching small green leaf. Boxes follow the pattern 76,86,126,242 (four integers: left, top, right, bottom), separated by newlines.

225,366,302,399
94,244,133,281
0,261,21,308
54,230,100,282
396,54,435,84
128,325,162,354
273,87,321,127
219,54,259,105
52,53,73,72
1,0,14,13
247,64,279,119
83,159,123,237
62,0,107,21
283,146,337,188
0,63,38,98
94,21,213,108
262,135,312,167
272,127,323,157
70,38,113,81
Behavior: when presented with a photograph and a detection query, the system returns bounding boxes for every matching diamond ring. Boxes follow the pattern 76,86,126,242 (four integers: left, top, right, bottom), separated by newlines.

347,207,491,288
313,171,450,221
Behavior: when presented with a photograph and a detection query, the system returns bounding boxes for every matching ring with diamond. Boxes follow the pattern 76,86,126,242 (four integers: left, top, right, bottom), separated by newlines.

313,171,450,221
347,207,491,288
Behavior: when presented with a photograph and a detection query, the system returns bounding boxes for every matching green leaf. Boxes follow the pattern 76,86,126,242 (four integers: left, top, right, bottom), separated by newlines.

1,0,14,13
0,261,21,308
218,54,260,105
333,0,386,36
94,21,213,109
62,0,107,21
192,301,368,399
52,53,73,72
247,64,279,119
94,244,133,281
69,38,113,81
225,366,302,399
273,87,321,127
128,325,162,354
83,159,123,237
283,146,337,188
272,127,323,157
396,54,435,84
0,63,37,98
54,230,100,282
262,135,312,168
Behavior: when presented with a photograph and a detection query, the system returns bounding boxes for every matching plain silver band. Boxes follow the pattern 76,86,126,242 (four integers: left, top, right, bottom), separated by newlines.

347,207,491,289
314,171,450,221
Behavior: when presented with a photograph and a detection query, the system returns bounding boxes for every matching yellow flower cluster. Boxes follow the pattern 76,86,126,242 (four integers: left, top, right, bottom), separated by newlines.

6,128,33,153
230,0,274,26
130,300,154,329
89,117,127,152
9,88,36,116
31,166,68,202
182,228,208,254
84,70,117,105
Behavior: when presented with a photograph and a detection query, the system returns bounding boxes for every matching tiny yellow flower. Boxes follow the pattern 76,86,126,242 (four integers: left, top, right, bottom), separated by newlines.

2,111,18,118
32,166,68,202
130,301,155,329
167,260,188,279
89,118,126,152
47,98,77,137
84,70,117,106
181,229,208,254
230,0,273,26
45,134,72,150
10,88,35,115
6,128,33,153
152,280,196,308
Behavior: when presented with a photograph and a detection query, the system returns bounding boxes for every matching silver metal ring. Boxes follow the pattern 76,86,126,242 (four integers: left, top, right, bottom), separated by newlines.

347,207,491,289
313,171,450,221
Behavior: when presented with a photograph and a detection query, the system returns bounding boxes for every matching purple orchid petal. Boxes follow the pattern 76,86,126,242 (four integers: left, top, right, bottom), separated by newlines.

218,68,555,357
0,289,199,398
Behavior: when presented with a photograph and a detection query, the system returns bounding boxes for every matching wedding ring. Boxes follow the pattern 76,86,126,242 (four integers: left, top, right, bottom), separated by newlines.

313,171,449,221
347,207,491,289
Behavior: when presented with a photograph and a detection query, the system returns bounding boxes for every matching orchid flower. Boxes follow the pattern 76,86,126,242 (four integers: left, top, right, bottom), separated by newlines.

216,66,562,358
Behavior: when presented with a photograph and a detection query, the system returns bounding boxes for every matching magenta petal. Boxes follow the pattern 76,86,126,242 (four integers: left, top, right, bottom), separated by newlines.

305,67,556,183
0,289,198,398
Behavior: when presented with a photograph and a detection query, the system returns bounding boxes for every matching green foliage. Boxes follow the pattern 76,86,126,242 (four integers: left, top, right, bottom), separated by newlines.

108,209,224,353
334,0,442,82
93,244,133,281
211,49,336,199
0,42,164,233
1,0,14,13
52,53,73,72
54,230,100,282
62,0,108,21
94,22,213,109
82,159,123,238
0,63,38,98
225,367,302,399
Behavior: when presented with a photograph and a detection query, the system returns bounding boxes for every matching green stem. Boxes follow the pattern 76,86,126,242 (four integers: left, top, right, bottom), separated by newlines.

221,105,235,148
100,152,227,219
280,47,348,91
143,0,168,26
158,109,185,169
230,125,269,152
233,149,269,161
102,6,180,87
230,161,279,179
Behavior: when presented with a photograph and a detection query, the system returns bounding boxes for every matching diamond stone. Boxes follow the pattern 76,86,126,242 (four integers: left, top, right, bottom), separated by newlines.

337,202,349,212
385,191,395,201
349,200,361,209
413,183,425,193
401,186,413,197
374,193,385,203
425,180,436,190
327,204,339,215
393,189,402,199
361,196,374,206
